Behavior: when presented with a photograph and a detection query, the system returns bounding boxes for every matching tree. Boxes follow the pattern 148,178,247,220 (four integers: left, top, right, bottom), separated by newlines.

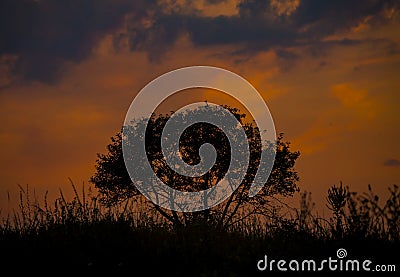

90,105,300,230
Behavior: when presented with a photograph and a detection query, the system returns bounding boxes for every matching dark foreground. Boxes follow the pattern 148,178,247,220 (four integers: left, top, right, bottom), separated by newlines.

1,222,398,276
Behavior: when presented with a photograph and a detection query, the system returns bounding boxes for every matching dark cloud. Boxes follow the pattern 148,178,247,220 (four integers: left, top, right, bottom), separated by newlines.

205,0,228,4
187,16,296,46
1,0,399,83
124,0,399,59
0,0,155,83
384,159,400,167
292,0,390,33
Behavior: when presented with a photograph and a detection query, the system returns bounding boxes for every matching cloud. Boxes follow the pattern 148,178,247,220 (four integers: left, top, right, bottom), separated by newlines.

290,81,383,155
270,0,300,16
1,0,399,83
332,84,368,106
114,0,400,64
384,159,400,167
331,83,380,120
0,0,155,83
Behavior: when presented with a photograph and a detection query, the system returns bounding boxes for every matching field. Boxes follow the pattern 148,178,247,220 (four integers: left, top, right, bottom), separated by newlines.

1,184,398,276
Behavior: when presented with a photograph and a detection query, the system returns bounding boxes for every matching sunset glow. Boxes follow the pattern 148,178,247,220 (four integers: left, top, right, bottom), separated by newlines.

1,0,399,213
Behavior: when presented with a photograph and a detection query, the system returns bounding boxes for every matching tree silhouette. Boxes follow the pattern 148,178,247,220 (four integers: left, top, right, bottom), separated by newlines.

90,105,300,229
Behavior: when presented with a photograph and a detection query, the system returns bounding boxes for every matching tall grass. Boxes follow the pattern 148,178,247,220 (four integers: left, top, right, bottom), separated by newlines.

0,182,171,237
1,182,399,239
0,182,398,274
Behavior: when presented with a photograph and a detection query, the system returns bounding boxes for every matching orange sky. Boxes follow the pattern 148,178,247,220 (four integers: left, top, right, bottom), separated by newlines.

1,0,399,214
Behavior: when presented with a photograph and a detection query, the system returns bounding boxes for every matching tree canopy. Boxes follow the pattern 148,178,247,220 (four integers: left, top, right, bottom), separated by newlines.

90,105,300,229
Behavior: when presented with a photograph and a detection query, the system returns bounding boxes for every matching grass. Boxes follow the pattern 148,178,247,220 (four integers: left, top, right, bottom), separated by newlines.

0,183,399,276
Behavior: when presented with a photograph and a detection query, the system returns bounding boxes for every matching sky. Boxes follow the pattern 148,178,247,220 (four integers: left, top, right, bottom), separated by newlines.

1,0,399,214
